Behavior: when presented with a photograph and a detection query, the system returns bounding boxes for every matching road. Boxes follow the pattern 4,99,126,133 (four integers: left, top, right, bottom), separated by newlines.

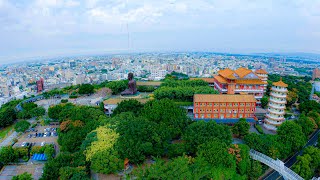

263,129,320,180
0,131,17,147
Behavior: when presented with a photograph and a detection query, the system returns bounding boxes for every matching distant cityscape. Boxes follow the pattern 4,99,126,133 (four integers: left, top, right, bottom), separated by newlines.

0,52,319,107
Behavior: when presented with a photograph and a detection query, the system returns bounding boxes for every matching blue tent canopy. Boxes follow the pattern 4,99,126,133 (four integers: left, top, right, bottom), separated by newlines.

32,153,47,161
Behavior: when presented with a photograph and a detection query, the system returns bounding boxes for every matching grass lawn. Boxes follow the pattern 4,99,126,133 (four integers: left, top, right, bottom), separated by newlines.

0,125,14,141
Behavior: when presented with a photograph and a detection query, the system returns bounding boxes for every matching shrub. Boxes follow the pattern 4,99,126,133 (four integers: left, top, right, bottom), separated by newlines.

12,172,33,180
255,124,264,134
69,95,78,99
61,99,68,103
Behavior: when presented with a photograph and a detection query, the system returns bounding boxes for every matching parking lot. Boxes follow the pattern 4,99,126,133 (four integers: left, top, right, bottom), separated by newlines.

14,124,59,148
0,164,44,180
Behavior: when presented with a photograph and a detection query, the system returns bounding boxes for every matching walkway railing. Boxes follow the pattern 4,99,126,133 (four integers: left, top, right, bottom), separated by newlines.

249,149,304,180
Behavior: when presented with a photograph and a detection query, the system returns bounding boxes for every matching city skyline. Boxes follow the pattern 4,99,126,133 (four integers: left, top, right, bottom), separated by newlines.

1,0,320,63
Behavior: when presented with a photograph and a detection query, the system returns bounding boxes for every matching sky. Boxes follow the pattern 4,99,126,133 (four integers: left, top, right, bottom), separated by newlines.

1,0,320,63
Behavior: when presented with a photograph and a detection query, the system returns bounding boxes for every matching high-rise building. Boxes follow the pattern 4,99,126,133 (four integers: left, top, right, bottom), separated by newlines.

263,78,288,131
193,94,256,120
36,78,44,93
312,68,320,80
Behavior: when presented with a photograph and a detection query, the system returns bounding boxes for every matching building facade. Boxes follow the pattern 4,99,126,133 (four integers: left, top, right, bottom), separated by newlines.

36,78,44,93
313,68,320,80
212,68,267,105
193,94,256,119
255,69,268,92
263,79,288,131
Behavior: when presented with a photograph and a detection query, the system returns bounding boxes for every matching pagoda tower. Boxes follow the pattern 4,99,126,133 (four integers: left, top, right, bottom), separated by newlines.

263,78,288,131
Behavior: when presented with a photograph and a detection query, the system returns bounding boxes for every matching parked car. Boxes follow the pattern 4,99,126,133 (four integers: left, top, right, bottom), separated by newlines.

40,133,44,137
21,142,29,147
53,132,58,136
27,134,32,138
41,141,45,146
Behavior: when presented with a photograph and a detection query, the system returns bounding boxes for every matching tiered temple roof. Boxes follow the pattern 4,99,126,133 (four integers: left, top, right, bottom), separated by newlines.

214,67,266,85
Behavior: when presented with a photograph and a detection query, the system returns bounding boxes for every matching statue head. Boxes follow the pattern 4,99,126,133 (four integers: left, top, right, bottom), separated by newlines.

128,73,134,81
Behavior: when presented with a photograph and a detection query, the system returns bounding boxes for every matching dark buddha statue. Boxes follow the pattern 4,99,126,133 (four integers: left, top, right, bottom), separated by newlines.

121,73,138,95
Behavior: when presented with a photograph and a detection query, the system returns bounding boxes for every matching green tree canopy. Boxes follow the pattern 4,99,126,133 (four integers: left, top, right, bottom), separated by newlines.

14,120,31,132
12,172,33,180
78,84,94,94
141,99,190,139
232,118,250,138
112,99,144,117
106,80,128,95
277,121,306,156
183,121,232,154
197,140,236,169
0,146,19,164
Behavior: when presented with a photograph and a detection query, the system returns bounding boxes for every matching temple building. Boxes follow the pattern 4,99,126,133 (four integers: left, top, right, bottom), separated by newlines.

263,79,288,131
193,94,256,121
212,67,267,105
255,69,268,92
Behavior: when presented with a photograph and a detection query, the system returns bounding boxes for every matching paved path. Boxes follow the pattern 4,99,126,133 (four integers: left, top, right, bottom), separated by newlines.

0,132,17,147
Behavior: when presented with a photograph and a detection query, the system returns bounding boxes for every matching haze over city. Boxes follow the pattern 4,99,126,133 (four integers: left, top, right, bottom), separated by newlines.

1,0,320,63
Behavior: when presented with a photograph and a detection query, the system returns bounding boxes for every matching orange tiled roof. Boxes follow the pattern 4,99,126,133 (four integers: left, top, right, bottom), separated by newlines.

218,68,235,79
255,69,268,74
239,92,248,95
190,78,215,83
273,78,288,87
234,67,253,78
213,75,228,84
194,94,256,103
236,79,266,85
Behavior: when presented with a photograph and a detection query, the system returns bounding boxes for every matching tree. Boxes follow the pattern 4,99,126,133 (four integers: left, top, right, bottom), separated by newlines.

197,140,236,169
78,84,94,94
106,80,128,95
12,172,33,180
59,166,89,180
183,121,232,154
133,156,193,179
0,107,17,127
248,160,262,180
232,118,250,138
14,120,31,132
244,134,281,159
141,99,190,139
277,121,306,156
112,99,144,116
299,100,320,114
90,149,122,174
44,145,55,160
48,104,64,120
307,111,320,127
115,117,166,163
41,152,87,180
287,88,298,106
29,107,46,117
22,102,37,111
0,146,19,164
261,96,269,108
293,154,313,179
295,114,315,136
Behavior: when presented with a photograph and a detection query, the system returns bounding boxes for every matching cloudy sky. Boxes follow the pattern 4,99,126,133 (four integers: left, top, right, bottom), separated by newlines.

0,0,320,62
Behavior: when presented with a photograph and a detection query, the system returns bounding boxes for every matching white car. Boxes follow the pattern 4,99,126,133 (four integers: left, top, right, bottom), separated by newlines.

41,141,45,146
